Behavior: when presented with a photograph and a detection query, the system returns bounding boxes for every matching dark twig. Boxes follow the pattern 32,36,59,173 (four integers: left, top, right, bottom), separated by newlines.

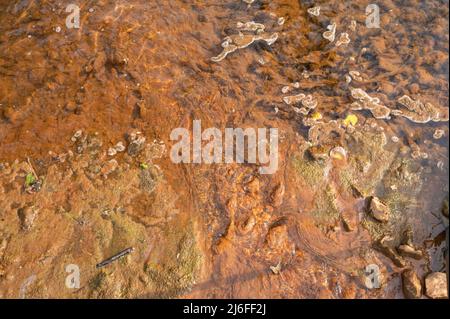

96,247,134,268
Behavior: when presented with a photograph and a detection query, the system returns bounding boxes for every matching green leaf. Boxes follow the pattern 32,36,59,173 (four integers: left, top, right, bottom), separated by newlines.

25,173,36,186
139,163,149,170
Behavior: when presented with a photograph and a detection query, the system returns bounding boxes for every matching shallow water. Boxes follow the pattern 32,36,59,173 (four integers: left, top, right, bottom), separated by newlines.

0,0,448,298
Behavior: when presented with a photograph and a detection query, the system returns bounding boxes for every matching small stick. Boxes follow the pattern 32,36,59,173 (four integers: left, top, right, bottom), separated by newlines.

96,247,134,268
26,157,38,178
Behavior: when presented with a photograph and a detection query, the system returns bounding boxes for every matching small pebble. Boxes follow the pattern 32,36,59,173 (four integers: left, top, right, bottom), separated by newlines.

409,83,420,94
108,148,117,156
115,142,126,152
336,33,350,47
71,130,83,142
433,129,445,139
307,6,321,17
425,272,448,299
329,146,347,161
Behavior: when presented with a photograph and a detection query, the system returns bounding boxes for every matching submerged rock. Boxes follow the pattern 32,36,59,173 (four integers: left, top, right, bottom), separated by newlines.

281,85,291,94
375,236,407,268
101,159,118,177
425,272,448,299
211,31,278,62
329,146,347,161
306,120,344,145
368,197,390,223
323,23,336,42
265,224,290,251
127,135,146,157
335,33,350,47
17,206,38,231
442,199,449,218
341,212,357,232
301,95,318,110
139,165,161,193
433,129,445,139
270,262,281,275
107,147,117,156
71,130,83,142
392,95,449,124
115,142,126,153
349,71,363,82
241,215,256,234
308,145,329,161
402,269,422,299
307,6,320,17
397,244,423,260
236,21,265,33
270,183,285,207
350,88,391,119
283,93,305,105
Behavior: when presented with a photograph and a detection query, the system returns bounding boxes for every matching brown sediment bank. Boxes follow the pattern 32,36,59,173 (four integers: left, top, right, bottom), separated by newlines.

0,0,448,298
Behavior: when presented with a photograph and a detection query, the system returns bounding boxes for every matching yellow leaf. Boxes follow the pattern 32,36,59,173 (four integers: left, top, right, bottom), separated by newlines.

311,112,322,120
344,114,358,126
